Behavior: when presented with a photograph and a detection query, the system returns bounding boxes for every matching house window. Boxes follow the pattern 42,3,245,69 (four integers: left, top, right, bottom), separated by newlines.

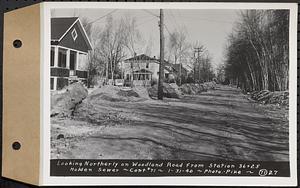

146,63,149,68
50,78,54,90
70,51,77,71
56,78,68,90
50,47,55,66
71,28,78,41
165,73,169,79
58,48,67,68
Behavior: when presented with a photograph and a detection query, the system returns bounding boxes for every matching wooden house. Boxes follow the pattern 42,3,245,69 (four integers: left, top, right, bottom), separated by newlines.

50,17,92,90
122,54,188,86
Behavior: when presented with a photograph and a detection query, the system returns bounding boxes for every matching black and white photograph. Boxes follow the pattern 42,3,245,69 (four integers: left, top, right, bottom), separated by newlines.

46,2,297,183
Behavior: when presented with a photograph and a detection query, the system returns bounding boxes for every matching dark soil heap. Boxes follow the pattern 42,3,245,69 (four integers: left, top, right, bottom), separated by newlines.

179,81,216,95
148,83,181,99
250,90,289,106
51,83,88,117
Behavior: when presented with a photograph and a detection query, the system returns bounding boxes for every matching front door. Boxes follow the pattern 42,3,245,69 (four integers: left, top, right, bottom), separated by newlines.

70,51,77,76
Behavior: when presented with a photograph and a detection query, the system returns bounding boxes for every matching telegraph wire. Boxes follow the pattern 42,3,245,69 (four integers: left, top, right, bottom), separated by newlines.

87,9,118,24
142,9,159,18
136,17,157,27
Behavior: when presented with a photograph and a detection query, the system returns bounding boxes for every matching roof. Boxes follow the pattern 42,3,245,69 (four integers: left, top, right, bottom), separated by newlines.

172,64,188,73
51,17,92,50
124,54,157,62
51,17,79,40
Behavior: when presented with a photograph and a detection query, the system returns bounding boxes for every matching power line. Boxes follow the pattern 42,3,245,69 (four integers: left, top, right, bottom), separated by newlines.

88,9,118,24
136,17,156,27
169,10,181,30
165,10,178,31
176,16,234,24
164,24,172,36
142,9,159,18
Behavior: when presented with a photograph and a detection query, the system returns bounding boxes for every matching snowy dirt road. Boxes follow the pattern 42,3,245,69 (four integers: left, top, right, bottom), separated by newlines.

52,85,289,161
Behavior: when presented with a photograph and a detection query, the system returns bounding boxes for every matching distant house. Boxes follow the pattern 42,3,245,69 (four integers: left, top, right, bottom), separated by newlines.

122,54,188,86
167,63,188,80
50,17,92,90
122,54,171,86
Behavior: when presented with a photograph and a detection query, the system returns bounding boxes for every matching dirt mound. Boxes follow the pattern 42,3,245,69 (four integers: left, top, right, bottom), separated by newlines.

51,83,88,117
86,85,145,103
250,90,288,106
148,83,181,99
133,86,151,100
179,81,216,95
73,85,143,125
179,83,203,95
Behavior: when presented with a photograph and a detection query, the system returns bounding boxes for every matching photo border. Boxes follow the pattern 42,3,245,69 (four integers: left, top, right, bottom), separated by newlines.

41,2,298,186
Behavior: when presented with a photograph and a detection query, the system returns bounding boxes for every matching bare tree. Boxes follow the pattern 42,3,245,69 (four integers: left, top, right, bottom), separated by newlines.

97,15,128,81
224,10,289,91
167,27,190,65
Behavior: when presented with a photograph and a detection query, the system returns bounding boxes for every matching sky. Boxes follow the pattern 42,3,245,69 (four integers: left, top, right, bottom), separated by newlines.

51,8,240,70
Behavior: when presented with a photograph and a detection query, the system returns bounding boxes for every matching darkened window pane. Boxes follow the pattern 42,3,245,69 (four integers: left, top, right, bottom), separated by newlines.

50,47,55,66
50,78,54,90
58,48,67,68
70,51,76,70
56,78,68,90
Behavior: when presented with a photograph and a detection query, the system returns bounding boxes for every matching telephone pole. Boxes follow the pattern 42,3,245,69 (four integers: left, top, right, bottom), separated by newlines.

158,9,165,100
194,47,203,83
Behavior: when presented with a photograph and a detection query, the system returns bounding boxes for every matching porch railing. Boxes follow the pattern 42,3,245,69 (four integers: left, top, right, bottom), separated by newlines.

132,80,151,87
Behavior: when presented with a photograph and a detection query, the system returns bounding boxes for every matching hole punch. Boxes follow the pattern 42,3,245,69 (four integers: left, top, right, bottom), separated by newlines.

13,39,22,48
12,142,21,150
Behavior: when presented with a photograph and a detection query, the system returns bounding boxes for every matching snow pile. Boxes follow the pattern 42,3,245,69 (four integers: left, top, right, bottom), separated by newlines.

250,90,289,106
51,83,88,117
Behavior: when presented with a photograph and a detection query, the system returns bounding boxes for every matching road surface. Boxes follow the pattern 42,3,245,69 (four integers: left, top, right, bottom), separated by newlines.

59,85,289,161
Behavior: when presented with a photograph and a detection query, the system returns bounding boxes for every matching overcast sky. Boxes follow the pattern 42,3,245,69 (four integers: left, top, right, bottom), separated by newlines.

52,9,240,69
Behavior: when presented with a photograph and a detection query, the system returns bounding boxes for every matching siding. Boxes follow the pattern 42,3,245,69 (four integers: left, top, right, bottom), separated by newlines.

59,22,90,53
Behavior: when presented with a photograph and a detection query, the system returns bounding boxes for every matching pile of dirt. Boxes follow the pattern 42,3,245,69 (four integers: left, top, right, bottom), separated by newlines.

179,81,216,95
133,86,151,100
72,85,144,125
180,84,200,95
86,85,145,103
148,83,181,99
250,90,289,106
51,83,88,117
203,81,217,90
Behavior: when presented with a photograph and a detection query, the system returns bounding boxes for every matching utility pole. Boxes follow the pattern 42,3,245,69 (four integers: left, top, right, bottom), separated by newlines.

158,9,165,100
194,47,203,83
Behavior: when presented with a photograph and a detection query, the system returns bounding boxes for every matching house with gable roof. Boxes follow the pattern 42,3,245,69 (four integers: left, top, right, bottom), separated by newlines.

122,54,188,86
50,17,92,90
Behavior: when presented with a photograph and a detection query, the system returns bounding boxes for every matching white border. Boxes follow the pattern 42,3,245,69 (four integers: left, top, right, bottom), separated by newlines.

41,2,298,186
